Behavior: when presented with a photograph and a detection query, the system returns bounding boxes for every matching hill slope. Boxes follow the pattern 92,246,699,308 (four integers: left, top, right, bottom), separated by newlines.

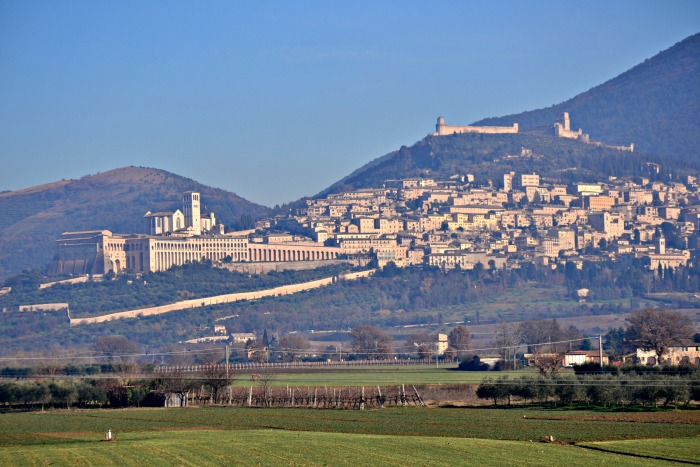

321,132,691,197
0,167,271,279
473,33,700,160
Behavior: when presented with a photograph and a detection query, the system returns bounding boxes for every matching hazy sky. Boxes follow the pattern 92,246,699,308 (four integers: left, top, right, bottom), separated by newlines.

1,1,699,207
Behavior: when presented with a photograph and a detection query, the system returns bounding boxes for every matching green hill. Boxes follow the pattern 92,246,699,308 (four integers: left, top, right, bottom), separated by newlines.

0,167,270,279
473,33,700,160
322,132,691,196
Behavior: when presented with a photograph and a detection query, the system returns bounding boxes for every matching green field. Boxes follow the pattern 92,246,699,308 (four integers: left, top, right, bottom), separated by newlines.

228,364,537,386
579,438,700,464
1,407,698,465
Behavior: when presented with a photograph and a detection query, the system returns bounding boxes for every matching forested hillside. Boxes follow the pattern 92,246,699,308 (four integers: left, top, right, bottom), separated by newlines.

0,167,271,279
321,132,693,196
2,257,698,354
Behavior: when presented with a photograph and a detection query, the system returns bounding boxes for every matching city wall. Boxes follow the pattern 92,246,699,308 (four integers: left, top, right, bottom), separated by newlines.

69,269,376,326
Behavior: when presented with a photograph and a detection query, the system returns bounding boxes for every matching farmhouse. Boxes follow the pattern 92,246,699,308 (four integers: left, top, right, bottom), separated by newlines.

636,341,700,365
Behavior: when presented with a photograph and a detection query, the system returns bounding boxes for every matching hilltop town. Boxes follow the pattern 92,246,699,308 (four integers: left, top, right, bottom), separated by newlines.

50,132,693,280
275,160,691,273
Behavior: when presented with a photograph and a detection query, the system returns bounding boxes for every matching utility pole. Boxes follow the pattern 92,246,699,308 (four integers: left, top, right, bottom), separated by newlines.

598,335,603,371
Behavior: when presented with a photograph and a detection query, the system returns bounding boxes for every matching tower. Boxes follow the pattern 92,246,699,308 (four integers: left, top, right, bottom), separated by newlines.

183,191,201,235
436,116,445,133
656,236,666,255
563,112,570,131
503,171,514,192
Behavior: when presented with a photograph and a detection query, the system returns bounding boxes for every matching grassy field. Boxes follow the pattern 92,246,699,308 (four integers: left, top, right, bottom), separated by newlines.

228,364,538,387
0,406,698,465
579,437,700,464
0,429,685,466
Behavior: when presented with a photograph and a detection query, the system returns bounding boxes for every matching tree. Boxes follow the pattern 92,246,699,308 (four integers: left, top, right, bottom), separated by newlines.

416,344,432,360
448,326,471,359
92,336,139,362
603,327,629,362
402,332,433,357
350,325,393,360
626,308,694,364
92,336,140,373
494,321,521,368
518,319,567,376
518,319,563,353
531,353,566,378
277,334,310,362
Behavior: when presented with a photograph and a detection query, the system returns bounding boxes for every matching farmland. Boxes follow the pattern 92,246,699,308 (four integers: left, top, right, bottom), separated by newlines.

226,363,532,386
0,406,698,465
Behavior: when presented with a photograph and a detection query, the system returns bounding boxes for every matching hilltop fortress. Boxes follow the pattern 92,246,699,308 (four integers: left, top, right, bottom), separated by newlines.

433,116,519,136
433,113,633,152
554,112,634,152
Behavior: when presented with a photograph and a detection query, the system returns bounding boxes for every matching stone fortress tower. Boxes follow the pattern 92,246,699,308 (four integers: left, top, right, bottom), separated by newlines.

554,112,589,142
183,191,201,235
554,112,634,152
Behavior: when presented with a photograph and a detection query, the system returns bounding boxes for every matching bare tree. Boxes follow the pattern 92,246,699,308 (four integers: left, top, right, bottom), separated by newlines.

531,353,566,378
93,336,139,362
518,319,563,353
198,347,233,403
626,308,694,364
351,325,393,360
277,334,311,362
517,319,569,376
448,326,471,359
402,332,433,357
494,321,521,367
92,336,140,374
416,344,432,360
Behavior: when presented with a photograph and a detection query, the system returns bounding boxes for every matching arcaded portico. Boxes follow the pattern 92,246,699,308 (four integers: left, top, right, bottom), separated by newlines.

248,243,340,262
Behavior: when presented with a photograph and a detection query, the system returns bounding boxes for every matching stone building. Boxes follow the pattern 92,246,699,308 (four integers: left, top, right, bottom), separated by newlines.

50,191,341,276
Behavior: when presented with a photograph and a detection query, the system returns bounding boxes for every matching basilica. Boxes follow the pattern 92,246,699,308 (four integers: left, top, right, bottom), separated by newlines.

49,191,340,276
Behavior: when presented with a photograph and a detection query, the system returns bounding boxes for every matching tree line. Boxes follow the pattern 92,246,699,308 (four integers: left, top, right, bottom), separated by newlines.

477,371,700,407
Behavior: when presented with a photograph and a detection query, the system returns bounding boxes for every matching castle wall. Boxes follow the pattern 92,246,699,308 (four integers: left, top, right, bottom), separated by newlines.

434,122,519,136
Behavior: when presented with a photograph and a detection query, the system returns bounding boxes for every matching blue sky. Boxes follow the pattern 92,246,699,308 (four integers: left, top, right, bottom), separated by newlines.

1,1,699,207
